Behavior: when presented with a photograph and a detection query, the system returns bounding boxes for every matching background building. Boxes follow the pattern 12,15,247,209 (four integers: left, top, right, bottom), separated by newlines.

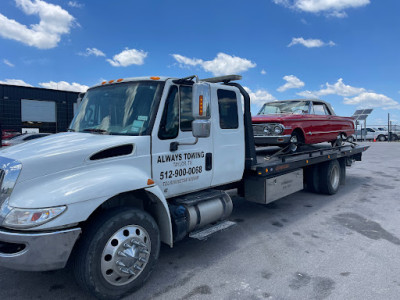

0,84,80,134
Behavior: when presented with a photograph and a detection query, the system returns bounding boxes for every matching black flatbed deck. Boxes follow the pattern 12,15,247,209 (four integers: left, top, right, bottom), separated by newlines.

252,143,369,177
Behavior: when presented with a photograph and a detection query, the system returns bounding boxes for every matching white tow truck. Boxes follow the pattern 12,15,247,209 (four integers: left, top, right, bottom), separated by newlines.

0,75,368,299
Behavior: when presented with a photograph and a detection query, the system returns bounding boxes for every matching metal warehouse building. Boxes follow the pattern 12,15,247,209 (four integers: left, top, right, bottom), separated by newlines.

0,84,80,134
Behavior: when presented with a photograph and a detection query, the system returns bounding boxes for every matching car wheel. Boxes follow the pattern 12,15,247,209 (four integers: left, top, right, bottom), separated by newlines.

346,136,354,143
391,134,398,141
331,134,345,147
288,132,301,152
319,159,341,195
377,135,386,142
72,207,160,300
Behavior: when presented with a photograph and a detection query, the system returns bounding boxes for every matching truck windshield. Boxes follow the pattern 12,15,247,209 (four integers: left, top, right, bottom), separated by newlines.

69,81,164,135
258,101,309,115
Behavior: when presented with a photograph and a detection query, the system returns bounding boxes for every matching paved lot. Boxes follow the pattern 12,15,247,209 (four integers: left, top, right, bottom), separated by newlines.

1,142,400,300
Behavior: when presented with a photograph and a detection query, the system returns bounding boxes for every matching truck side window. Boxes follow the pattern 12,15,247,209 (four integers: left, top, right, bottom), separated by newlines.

180,86,193,131
217,89,239,129
158,86,179,140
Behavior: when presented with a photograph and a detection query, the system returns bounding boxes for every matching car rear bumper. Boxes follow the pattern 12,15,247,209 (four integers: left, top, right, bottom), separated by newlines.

254,135,291,146
0,227,81,271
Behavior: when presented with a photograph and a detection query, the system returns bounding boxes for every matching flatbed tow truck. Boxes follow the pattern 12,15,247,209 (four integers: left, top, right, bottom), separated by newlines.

0,75,368,299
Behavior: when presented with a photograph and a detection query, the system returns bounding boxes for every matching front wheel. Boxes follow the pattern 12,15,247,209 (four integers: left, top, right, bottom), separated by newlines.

288,132,302,152
72,208,160,300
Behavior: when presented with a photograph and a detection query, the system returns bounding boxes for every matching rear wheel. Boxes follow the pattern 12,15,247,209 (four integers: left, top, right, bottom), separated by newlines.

319,160,341,195
72,208,160,300
331,133,345,147
377,135,386,142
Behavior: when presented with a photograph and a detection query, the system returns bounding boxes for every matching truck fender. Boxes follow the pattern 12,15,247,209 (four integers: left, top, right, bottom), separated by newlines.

145,186,173,247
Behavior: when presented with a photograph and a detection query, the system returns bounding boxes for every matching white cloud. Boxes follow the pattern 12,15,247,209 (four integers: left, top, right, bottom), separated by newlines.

288,37,335,48
107,48,147,67
172,54,203,66
277,75,305,92
172,52,256,76
0,0,75,49
3,59,14,67
261,69,267,75
273,0,370,17
244,87,276,106
344,92,400,110
297,78,365,98
0,78,32,86
79,47,106,57
68,1,83,8
39,81,88,92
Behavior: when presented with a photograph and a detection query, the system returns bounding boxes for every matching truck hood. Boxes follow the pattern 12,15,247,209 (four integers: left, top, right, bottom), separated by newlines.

0,132,143,183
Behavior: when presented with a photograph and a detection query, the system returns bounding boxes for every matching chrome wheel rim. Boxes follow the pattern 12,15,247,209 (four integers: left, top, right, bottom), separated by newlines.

330,165,340,190
101,225,151,286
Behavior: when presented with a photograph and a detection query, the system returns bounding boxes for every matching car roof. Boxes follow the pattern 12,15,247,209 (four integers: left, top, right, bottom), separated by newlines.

262,99,337,115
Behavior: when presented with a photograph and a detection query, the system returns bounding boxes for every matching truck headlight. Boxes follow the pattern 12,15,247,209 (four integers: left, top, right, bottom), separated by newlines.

3,206,67,229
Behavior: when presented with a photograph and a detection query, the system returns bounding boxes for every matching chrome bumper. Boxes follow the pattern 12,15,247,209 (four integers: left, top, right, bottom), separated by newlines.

0,227,81,271
254,134,291,146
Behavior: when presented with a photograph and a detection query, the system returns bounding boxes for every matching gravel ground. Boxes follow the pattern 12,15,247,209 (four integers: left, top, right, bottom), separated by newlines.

1,142,399,300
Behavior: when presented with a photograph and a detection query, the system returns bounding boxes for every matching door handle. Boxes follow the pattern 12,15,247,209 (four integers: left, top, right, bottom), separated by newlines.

205,153,212,171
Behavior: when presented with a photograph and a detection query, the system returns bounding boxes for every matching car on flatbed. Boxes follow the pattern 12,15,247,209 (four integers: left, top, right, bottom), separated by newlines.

252,100,355,149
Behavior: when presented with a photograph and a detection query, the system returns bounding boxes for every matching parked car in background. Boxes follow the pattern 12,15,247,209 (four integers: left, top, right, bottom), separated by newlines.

373,127,399,141
354,128,388,141
1,133,51,147
252,99,355,150
2,129,20,140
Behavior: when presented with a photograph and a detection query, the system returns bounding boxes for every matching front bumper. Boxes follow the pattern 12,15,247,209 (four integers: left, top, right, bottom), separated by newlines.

254,135,291,146
0,227,81,271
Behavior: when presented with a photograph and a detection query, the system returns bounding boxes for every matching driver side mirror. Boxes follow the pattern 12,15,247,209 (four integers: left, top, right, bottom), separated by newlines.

192,119,211,138
192,82,211,138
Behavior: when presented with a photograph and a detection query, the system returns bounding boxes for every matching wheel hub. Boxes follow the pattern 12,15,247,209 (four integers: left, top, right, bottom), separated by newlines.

101,225,151,286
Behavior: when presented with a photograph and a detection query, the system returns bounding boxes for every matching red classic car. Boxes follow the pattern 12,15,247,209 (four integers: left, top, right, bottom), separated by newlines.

252,100,355,150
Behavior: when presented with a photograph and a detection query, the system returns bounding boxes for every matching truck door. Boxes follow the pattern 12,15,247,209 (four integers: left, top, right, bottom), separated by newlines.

151,82,213,198
211,86,245,185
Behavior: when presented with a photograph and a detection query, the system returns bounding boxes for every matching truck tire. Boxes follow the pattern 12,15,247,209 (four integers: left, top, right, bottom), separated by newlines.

318,159,341,195
72,207,160,300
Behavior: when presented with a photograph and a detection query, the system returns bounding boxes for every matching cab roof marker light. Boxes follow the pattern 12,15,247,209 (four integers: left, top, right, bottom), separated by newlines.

101,81,107,85
108,80,115,84
150,76,160,80
117,78,123,82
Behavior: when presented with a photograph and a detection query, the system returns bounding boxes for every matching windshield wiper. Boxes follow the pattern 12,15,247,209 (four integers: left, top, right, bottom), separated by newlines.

82,128,109,134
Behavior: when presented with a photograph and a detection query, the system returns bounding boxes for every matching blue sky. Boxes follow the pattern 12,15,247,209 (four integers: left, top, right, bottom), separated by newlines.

1,0,399,125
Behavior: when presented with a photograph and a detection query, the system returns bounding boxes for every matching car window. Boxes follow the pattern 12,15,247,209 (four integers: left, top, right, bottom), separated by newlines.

313,103,327,115
366,128,375,132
